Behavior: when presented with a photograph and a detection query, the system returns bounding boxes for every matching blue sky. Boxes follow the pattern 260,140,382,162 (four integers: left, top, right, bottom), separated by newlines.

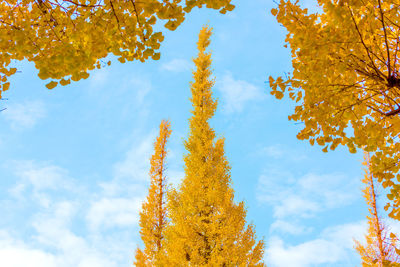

1,0,397,266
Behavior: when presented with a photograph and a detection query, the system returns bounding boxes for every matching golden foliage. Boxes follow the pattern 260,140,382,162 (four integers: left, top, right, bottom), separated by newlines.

134,120,171,266
0,0,235,96
355,153,400,267
162,26,265,266
270,0,400,220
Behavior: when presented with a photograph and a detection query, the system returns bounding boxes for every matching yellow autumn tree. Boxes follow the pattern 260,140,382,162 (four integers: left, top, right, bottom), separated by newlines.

0,0,234,96
270,0,400,220
162,26,265,266
355,153,400,266
134,120,171,266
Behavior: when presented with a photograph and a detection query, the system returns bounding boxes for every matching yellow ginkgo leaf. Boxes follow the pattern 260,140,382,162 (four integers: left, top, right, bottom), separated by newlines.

46,81,58,89
59,78,71,86
3,82,10,91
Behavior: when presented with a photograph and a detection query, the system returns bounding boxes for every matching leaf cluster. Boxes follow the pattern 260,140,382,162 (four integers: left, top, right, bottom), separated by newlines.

0,0,234,96
270,0,400,220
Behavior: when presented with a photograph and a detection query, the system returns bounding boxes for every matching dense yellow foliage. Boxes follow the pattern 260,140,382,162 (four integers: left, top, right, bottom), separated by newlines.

355,154,400,266
0,0,234,96
162,26,265,266
134,120,171,266
270,0,400,220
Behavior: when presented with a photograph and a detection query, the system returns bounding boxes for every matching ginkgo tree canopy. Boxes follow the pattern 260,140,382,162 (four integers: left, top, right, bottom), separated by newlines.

270,0,400,219
0,0,234,96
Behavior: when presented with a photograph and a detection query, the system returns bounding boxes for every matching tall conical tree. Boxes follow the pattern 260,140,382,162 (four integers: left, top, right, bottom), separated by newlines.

134,120,171,266
163,26,265,266
355,153,400,266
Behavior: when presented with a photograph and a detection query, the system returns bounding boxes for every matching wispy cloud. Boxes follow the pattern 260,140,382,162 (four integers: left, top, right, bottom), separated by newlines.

112,132,154,183
259,167,365,265
266,221,366,267
217,72,264,113
3,101,45,129
9,161,77,207
0,231,57,267
270,220,313,235
11,161,69,192
260,144,308,161
3,159,137,267
94,128,183,231
30,200,123,267
257,170,359,219
128,77,152,107
267,236,343,267
160,59,191,72
86,197,143,231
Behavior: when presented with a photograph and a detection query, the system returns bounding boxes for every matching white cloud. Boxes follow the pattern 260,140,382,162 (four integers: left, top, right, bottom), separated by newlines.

2,158,139,266
0,246,56,267
3,101,45,129
12,161,68,192
32,201,80,248
128,77,152,107
112,133,154,183
160,59,191,72
217,72,264,113
0,197,125,267
274,195,320,218
86,197,143,231
257,168,295,204
267,236,342,267
2,174,136,267
266,221,366,267
257,169,362,266
0,232,119,267
257,171,359,219
31,202,122,267
0,231,56,267
9,161,77,207
262,145,285,159
298,173,357,208
260,144,308,161
110,126,183,189
270,220,312,235
321,221,366,250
